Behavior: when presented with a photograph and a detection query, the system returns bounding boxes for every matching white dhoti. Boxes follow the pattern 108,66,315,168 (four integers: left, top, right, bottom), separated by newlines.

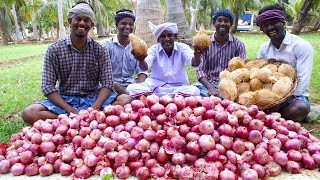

126,78,200,98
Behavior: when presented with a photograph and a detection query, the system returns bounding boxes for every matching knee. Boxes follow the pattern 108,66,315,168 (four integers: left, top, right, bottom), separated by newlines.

281,101,310,122
22,106,36,124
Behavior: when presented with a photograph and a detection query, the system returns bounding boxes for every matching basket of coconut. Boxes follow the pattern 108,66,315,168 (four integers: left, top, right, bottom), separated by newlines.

219,57,298,110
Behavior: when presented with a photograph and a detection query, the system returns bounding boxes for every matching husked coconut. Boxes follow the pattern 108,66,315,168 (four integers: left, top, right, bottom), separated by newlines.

237,82,251,95
193,24,211,49
238,91,256,106
254,89,281,108
257,67,278,83
273,72,286,81
249,78,263,91
219,69,231,80
250,68,259,79
228,57,245,71
278,64,296,80
230,68,250,83
129,33,148,58
272,77,293,97
264,64,278,73
244,58,268,69
219,78,238,101
263,83,273,90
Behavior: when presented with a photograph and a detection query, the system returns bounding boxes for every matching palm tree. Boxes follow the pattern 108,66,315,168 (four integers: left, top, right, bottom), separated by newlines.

189,0,201,32
57,0,66,39
12,4,24,41
166,0,193,45
0,6,13,44
135,0,164,46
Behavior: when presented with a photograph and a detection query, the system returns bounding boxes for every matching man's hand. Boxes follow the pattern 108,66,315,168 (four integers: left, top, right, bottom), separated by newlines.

208,88,220,97
194,45,208,55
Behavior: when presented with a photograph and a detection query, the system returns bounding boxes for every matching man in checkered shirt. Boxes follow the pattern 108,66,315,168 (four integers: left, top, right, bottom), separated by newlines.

22,1,130,124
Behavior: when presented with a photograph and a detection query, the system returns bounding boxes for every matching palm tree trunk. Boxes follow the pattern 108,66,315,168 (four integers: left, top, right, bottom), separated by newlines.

166,0,193,45
20,20,28,40
30,0,40,40
190,0,201,33
135,0,164,46
230,6,239,34
12,4,23,42
95,0,106,37
278,0,283,7
291,0,314,35
0,7,13,44
57,0,66,39
310,17,320,31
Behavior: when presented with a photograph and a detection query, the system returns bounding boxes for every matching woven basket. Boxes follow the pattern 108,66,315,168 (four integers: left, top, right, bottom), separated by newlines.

257,58,298,110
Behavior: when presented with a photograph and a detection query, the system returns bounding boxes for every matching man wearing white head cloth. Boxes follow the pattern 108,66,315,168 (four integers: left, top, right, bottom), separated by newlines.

126,21,205,97
22,1,130,124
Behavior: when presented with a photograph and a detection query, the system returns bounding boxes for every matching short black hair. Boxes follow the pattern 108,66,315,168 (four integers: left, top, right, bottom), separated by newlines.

73,0,94,11
114,9,135,25
258,3,286,15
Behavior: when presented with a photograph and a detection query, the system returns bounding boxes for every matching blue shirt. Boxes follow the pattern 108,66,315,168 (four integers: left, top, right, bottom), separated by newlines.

100,36,147,88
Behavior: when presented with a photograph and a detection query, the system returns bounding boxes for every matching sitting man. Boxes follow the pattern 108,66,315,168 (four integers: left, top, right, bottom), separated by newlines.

256,4,314,122
100,9,147,102
194,9,246,97
22,1,128,124
126,22,203,97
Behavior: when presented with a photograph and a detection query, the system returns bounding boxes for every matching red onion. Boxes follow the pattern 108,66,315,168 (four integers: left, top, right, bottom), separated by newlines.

252,164,265,178
20,150,33,165
171,135,186,149
284,138,301,151
157,147,169,163
143,129,156,141
217,124,234,137
215,143,226,155
215,111,228,124
74,165,92,179
39,141,55,154
25,163,40,176
186,141,201,155
59,163,72,176
11,163,25,176
171,153,186,165
199,134,215,152
151,164,166,178
248,130,262,145
185,96,198,108
199,120,215,134
61,146,75,163
0,160,11,174
219,169,236,180
39,163,54,176
273,151,288,166
301,154,316,169
105,115,121,126
233,139,245,154
81,135,96,149
203,109,216,119
135,166,150,180
265,162,282,177
307,143,320,154
249,119,264,131
241,168,258,180
115,150,129,166
226,150,238,164
286,161,301,174
219,135,233,150
254,148,270,165
131,126,144,140
235,126,249,139
188,115,202,126
135,139,150,152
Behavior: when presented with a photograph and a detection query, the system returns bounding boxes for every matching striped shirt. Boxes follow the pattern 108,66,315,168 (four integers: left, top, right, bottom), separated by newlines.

41,35,113,97
100,36,147,88
196,34,246,83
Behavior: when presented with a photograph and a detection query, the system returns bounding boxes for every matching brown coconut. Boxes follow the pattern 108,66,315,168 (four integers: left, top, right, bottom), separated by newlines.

228,57,245,71
219,78,238,101
230,68,250,83
250,68,259,79
263,83,274,90
254,89,281,108
278,64,296,80
249,78,263,91
272,77,293,97
129,33,148,58
273,72,286,81
256,67,278,83
244,58,269,69
238,91,256,106
193,24,211,49
237,82,251,95
264,64,278,73
219,69,231,80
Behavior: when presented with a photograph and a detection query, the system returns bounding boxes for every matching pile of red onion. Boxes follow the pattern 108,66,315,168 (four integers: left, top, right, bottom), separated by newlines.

0,94,320,179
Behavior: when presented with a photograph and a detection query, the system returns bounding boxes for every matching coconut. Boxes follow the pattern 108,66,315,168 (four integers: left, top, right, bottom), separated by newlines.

228,57,245,71
129,33,148,58
278,64,296,80
229,68,250,83
254,89,281,108
273,72,286,81
264,64,278,73
249,68,259,79
238,91,256,106
193,24,211,49
219,69,231,80
256,67,278,83
272,77,294,97
249,78,263,91
237,82,251,95
263,83,273,90
244,58,268,69
219,78,238,101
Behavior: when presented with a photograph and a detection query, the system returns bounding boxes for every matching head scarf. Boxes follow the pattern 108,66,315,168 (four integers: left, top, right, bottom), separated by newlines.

212,9,234,24
148,21,178,39
114,10,136,24
68,3,95,22
256,9,286,27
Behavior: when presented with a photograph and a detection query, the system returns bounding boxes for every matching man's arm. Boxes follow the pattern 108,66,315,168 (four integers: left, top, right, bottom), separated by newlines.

92,87,112,110
199,77,219,96
47,92,78,114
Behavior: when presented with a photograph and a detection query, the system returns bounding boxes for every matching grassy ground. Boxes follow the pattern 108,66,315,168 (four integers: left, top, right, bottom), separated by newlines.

0,32,319,142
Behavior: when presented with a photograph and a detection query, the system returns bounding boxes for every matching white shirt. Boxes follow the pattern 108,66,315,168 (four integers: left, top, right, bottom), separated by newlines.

258,31,313,96
145,42,198,85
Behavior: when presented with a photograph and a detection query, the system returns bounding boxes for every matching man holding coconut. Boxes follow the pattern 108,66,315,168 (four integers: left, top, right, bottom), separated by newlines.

22,1,128,124
256,4,314,122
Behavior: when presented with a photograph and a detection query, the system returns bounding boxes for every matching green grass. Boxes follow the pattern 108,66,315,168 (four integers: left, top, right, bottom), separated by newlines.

0,43,48,62
0,32,319,142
